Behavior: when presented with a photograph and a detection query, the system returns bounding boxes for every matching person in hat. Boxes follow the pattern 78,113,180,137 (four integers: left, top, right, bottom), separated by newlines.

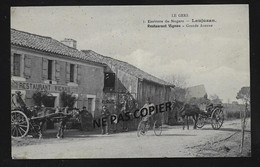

139,97,156,132
120,95,129,132
11,91,26,110
79,106,89,131
101,105,110,135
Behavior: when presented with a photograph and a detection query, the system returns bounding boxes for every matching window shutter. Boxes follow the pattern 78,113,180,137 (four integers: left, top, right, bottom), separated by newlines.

77,64,81,84
66,62,70,82
24,55,32,79
11,53,13,76
42,58,48,80
55,60,61,81
74,64,77,83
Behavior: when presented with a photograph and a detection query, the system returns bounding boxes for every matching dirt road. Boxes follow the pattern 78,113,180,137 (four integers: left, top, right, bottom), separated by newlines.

11,118,251,158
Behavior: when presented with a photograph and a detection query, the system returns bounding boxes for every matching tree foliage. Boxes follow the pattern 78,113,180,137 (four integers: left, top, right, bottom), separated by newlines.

188,96,211,105
236,87,250,103
210,94,222,104
60,91,77,108
173,87,186,102
32,90,50,106
170,74,187,88
162,74,187,88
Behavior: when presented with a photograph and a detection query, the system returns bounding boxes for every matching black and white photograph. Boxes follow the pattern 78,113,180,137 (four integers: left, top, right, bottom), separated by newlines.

10,5,250,158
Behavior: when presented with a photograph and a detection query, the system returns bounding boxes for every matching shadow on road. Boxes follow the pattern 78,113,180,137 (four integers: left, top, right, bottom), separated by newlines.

65,135,114,139
199,127,251,133
160,134,197,137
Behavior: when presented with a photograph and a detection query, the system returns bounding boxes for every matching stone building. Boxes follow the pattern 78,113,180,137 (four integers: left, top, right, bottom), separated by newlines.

11,29,105,117
11,28,176,130
82,50,175,128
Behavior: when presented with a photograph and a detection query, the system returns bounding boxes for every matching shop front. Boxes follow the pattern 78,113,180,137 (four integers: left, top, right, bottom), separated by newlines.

11,80,79,108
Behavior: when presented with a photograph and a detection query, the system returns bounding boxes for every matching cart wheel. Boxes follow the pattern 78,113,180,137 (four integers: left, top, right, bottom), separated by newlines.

137,120,147,137
196,114,205,129
153,120,162,136
11,110,29,138
211,108,224,130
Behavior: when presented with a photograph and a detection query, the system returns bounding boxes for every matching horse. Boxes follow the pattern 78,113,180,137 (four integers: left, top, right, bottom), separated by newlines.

172,99,206,130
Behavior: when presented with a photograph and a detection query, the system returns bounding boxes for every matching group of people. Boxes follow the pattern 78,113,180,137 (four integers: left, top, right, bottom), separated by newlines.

100,96,156,135
11,91,156,136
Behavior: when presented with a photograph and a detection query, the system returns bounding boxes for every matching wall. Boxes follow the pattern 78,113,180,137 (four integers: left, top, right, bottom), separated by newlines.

116,69,138,97
137,80,172,124
102,65,138,115
77,65,104,117
11,45,104,116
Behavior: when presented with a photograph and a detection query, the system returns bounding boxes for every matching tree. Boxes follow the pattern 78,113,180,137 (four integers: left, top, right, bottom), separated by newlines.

232,101,239,105
60,91,77,108
236,87,250,104
171,75,187,88
162,74,188,89
204,93,208,99
32,90,50,106
188,96,210,105
236,86,250,154
210,94,222,104
173,87,186,102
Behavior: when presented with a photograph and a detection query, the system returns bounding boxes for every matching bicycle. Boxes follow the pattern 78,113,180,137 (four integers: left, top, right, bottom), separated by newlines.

137,117,162,137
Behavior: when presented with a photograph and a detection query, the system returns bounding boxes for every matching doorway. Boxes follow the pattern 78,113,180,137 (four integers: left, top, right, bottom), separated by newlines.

43,96,56,107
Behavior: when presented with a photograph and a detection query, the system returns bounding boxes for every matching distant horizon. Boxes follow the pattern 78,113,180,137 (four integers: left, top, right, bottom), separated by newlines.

11,5,250,103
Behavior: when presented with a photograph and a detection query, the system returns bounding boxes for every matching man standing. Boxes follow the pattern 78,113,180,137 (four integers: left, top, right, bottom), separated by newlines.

79,106,88,131
56,116,69,139
101,105,110,135
85,107,93,131
120,95,129,132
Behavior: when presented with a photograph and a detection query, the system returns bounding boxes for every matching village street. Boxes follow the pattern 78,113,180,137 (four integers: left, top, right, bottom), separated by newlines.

11,118,251,158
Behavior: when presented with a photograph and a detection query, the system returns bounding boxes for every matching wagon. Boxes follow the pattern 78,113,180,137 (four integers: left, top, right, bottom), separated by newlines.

196,104,224,130
11,107,73,138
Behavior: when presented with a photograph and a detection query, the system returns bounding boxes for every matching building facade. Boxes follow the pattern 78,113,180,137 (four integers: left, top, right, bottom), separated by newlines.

11,29,177,129
82,50,175,128
11,29,105,117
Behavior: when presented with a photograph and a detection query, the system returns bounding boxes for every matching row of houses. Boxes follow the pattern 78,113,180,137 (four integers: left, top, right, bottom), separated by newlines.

11,28,177,128
11,29,211,128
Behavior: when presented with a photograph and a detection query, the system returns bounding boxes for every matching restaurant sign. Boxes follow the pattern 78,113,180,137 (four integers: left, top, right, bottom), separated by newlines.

11,81,78,93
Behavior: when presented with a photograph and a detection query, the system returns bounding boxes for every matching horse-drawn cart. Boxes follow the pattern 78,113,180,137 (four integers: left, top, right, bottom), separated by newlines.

196,104,224,130
11,107,74,138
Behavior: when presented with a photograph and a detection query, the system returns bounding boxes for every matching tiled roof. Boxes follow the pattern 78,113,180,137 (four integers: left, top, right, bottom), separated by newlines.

82,50,174,87
11,28,173,87
11,29,103,65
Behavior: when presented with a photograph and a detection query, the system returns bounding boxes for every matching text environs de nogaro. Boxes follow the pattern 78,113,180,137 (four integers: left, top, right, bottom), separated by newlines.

147,19,216,28
147,19,184,28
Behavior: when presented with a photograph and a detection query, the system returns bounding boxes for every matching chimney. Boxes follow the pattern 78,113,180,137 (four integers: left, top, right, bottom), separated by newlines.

60,38,77,49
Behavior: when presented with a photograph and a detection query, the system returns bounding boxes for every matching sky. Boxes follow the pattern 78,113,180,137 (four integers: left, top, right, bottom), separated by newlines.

11,5,250,103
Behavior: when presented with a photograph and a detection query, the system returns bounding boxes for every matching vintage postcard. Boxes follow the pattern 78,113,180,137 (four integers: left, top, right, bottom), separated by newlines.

11,5,250,158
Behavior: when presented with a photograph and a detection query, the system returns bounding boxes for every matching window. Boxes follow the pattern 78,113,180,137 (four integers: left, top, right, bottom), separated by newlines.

70,64,75,82
104,72,115,91
13,54,21,76
47,60,53,80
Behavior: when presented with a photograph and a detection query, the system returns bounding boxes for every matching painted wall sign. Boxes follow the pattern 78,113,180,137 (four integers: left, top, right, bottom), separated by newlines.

11,80,78,93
